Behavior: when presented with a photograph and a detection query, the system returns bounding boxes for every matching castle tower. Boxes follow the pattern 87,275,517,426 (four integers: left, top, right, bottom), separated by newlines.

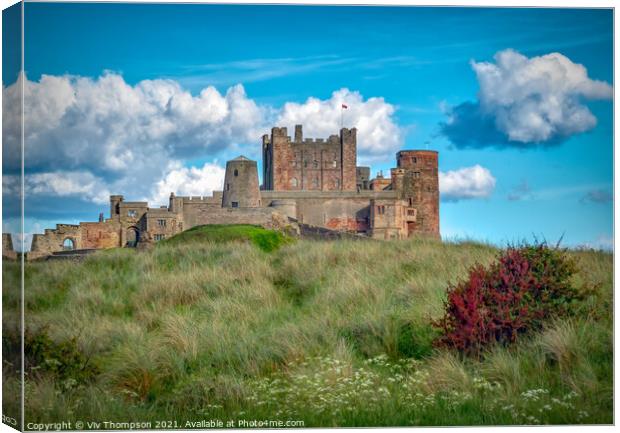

262,134,273,190
340,128,357,191
110,195,123,218
269,127,293,191
222,156,261,208
262,125,358,192
393,150,439,236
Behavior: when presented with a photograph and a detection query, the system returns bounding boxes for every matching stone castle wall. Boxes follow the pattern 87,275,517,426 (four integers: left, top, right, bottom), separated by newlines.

2,233,17,260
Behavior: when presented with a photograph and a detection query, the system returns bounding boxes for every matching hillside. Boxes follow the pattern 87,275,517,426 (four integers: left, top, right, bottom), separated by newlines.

2,226,613,427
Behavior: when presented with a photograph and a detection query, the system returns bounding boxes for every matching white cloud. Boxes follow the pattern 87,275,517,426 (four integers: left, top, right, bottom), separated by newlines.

276,88,403,161
472,49,612,143
149,162,226,205
3,73,404,207
2,72,266,175
439,165,496,201
3,171,111,204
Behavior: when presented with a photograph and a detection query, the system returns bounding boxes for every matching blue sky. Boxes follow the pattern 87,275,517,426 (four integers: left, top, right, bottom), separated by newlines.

2,3,614,249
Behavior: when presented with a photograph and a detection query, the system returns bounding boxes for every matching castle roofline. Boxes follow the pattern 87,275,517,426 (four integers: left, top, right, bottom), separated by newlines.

397,149,438,154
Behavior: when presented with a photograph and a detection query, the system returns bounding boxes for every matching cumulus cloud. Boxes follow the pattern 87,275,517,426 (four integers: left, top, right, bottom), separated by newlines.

276,88,402,161
3,73,404,210
149,162,226,205
440,49,612,147
3,171,110,204
2,72,266,175
439,165,496,201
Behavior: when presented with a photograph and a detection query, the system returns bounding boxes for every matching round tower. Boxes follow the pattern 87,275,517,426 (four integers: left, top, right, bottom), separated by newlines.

222,156,261,208
269,199,297,219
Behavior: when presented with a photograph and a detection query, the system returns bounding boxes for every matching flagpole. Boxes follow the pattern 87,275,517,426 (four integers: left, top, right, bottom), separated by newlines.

340,106,343,129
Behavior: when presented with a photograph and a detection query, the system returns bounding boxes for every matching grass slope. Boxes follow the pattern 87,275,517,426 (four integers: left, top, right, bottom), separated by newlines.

2,229,613,427
162,224,291,252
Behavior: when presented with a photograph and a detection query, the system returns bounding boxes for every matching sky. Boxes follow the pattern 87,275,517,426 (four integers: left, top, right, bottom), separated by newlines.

1,3,614,250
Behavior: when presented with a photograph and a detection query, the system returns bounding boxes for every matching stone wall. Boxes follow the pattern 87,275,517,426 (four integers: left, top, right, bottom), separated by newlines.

79,221,122,249
28,220,122,260
369,199,408,239
263,190,397,233
144,208,181,242
2,233,17,260
356,166,371,190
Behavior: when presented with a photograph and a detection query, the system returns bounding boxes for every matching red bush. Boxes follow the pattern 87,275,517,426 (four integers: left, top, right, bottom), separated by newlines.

434,243,579,357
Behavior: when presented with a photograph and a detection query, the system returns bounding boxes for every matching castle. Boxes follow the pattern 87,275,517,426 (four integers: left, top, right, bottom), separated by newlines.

22,125,439,259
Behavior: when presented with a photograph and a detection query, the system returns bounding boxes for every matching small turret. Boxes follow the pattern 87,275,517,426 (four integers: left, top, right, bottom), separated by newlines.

222,156,261,208
110,195,123,218
294,124,303,142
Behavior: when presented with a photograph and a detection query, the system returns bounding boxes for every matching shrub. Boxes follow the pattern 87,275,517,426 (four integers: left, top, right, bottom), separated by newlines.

19,328,100,386
397,321,437,359
434,243,579,357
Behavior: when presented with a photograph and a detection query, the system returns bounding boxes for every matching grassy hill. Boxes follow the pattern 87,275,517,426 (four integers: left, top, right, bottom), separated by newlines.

2,226,613,427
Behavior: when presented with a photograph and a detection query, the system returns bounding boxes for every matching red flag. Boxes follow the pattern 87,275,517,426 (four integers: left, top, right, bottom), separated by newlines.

342,104,348,109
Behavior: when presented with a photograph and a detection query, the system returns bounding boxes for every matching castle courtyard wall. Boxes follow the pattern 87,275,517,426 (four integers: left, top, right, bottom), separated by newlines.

28,220,123,259
180,205,279,229
262,190,398,233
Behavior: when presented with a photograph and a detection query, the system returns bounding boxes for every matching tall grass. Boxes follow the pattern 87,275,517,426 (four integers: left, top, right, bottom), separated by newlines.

3,231,612,427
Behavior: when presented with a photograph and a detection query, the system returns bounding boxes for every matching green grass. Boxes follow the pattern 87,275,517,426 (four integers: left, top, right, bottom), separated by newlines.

162,224,292,252
2,231,612,428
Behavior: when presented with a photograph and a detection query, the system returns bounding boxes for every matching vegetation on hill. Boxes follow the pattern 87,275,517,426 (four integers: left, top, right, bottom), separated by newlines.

162,224,292,252
2,231,612,427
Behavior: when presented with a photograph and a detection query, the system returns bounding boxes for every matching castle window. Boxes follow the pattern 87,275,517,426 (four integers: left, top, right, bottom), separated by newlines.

414,172,421,179
291,177,298,187
377,205,386,215
313,160,319,168
408,197,413,206
312,178,319,188
232,201,239,208
227,183,230,191
157,219,166,228
292,160,297,167
412,157,417,164
335,178,340,189
304,161,308,168
407,209,416,217
154,234,166,241
127,210,137,218
234,169,238,177
332,160,337,168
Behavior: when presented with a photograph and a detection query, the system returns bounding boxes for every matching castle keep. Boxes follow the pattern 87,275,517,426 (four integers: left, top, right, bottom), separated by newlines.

22,125,439,259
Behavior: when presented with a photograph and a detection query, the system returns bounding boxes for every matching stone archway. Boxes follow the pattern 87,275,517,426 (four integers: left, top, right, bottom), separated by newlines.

126,227,140,247
63,238,75,251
